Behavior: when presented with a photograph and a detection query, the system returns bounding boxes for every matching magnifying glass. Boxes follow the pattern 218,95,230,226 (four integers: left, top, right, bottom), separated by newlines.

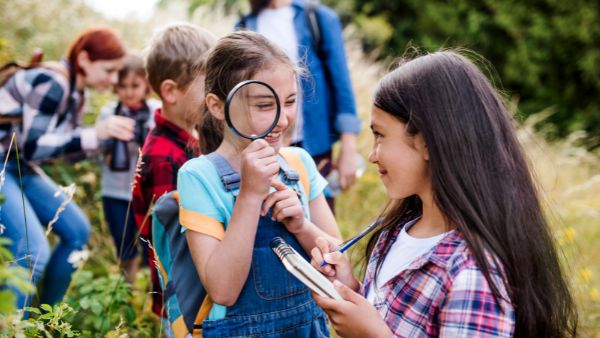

224,80,281,140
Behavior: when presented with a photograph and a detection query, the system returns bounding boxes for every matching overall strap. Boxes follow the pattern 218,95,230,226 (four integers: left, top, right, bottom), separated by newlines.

277,155,300,184
205,152,240,192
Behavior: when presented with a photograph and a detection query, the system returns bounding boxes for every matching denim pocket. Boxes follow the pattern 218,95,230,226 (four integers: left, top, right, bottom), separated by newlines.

252,246,308,300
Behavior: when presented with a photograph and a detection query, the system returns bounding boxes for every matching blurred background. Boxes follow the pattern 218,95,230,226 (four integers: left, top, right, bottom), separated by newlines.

0,0,598,336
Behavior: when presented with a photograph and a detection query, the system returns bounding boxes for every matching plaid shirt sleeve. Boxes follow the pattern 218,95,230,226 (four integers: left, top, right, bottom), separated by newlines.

133,160,177,238
439,267,515,337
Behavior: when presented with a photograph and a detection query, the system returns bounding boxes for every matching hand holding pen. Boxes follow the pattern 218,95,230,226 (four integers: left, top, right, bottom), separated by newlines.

319,220,380,267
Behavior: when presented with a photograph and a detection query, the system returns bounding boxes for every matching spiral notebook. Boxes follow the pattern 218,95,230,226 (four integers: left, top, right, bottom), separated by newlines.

270,237,342,300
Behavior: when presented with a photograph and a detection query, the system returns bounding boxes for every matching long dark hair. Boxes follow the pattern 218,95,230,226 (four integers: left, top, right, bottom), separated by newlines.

249,0,271,14
366,51,577,337
198,31,296,153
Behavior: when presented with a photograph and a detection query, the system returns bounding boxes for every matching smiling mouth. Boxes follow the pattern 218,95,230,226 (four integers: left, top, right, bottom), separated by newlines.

265,131,282,142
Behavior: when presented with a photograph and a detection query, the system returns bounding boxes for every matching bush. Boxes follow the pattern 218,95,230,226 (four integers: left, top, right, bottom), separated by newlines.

326,0,600,144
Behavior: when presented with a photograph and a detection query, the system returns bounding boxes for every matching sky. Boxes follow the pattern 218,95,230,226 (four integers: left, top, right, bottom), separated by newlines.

84,0,160,21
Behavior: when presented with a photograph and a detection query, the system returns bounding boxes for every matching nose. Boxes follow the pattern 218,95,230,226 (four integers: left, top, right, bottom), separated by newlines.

109,72,118,85
277,105,294,130
368,145,378,163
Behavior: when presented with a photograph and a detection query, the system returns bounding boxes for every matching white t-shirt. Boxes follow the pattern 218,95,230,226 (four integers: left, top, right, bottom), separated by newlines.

366,219,450,303
256,6,304,144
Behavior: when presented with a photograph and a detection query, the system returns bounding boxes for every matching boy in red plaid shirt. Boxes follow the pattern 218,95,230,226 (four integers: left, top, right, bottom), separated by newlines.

131,24,215,322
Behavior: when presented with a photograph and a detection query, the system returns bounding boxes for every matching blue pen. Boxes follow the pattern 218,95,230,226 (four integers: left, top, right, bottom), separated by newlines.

320,220,380,267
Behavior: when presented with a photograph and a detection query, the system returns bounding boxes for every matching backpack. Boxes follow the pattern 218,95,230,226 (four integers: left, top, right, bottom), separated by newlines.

151,149,311,338
0,49,71,125
238,0,324,60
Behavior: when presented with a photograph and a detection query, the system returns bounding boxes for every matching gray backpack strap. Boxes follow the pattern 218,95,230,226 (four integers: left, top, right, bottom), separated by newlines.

205,152,241,192
277,155,300,184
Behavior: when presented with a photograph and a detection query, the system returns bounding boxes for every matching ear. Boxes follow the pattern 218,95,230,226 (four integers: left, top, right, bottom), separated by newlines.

415,133,429,161
160,79,178,105
205,93,224,120
77,51,91,71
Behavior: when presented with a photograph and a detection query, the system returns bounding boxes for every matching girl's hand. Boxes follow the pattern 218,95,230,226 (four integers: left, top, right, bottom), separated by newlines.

96,115,135,141
311,237,359,290
240,139,279,199
313,280,393,338
262,180,305,233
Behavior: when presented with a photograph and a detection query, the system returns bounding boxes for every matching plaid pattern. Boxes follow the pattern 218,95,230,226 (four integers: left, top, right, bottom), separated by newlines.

0,62,92,161
361,223,516,337
132,109,199,317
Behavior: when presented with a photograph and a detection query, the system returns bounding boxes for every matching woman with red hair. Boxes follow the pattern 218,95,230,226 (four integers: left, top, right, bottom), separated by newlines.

0,27,133,314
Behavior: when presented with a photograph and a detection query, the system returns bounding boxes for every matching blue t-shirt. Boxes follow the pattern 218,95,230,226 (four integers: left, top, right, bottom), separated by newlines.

177,146,327,237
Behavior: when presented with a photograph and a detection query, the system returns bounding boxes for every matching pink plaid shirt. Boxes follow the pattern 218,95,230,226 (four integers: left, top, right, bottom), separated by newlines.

361,222,515,337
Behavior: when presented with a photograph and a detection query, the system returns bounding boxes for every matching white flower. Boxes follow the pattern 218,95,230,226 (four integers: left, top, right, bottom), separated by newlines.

67,246,90,268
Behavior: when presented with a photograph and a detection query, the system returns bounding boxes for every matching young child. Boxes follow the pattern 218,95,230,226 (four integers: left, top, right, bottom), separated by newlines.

131,24,215,323
177,31,341,337
97,54,160,283
311,51,578,337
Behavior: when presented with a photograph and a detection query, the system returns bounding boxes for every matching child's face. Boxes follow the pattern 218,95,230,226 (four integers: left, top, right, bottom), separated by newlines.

228,64,297,153
116,72,148,109
368,106,430,200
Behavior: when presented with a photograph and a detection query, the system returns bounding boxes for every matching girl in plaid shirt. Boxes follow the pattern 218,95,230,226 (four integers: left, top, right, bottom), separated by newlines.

312,51,577,337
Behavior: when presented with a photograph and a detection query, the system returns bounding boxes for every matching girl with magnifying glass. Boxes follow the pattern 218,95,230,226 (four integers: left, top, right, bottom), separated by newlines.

177,31,342,337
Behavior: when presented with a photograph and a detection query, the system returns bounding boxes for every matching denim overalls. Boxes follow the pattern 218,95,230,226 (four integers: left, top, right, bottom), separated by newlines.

202,153,330,338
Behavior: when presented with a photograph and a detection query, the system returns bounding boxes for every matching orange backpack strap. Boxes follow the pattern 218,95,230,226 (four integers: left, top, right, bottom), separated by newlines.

279,147,311,199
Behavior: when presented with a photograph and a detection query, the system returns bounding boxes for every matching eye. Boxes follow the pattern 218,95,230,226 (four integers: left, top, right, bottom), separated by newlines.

284,98,296,106
255,102,275,110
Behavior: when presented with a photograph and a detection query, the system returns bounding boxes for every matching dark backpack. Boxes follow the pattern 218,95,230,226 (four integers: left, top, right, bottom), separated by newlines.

0,49,44,125
0,49,72,126
0,48,44,88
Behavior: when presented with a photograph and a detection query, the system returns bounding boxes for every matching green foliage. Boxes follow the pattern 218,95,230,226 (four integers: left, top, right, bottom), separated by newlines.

0,238,35,316
64,270,134,335
18,304,80,338
325,0,600,144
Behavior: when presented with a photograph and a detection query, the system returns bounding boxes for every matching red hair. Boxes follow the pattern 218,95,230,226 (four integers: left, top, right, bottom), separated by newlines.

67,27,126,75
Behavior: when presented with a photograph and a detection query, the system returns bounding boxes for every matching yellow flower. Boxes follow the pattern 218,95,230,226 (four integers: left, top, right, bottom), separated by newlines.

563,227,576,242
590,288,599,301
580,268,592,283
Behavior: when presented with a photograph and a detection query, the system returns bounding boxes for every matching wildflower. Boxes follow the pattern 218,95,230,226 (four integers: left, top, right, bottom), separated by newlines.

130,147,143,193
46,183,76,236
579,268,592,283
563,227,575,243
67,246,90,268
590,288,599,301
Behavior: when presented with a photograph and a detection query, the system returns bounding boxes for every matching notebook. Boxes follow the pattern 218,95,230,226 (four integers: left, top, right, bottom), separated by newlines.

270,237,342,300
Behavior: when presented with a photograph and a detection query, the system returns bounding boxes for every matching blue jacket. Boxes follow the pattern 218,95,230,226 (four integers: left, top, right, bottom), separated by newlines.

237,0,361,156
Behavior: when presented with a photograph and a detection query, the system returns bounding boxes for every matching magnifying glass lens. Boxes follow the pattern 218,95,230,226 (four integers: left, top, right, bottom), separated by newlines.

228,82,279,139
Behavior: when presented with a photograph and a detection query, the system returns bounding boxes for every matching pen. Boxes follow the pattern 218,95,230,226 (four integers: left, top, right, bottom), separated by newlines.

320,220,380,267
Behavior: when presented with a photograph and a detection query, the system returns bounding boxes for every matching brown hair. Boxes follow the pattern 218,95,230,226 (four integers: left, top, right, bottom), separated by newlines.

67,26,126,75
118,54,146,83
367,51,577,337
199,31,297,153
145,23,216,97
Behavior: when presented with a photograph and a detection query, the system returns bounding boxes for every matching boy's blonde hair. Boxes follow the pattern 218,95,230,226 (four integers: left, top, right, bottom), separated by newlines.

145,23,216,97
